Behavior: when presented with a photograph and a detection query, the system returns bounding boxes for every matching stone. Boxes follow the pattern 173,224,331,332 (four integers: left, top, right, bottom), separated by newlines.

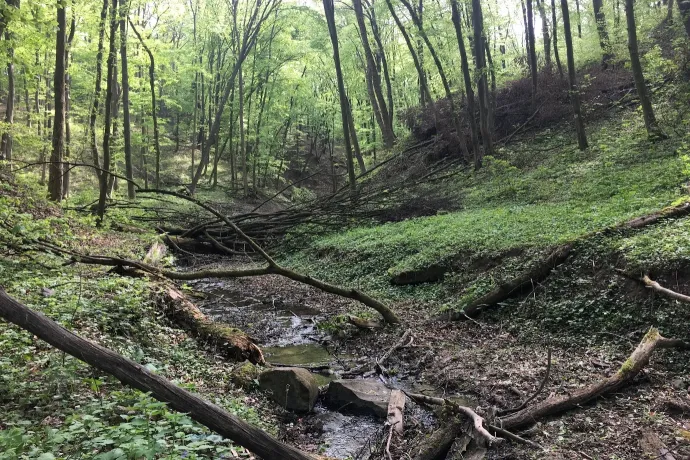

258,367,319,413
231,361,259,390
326,379,391,418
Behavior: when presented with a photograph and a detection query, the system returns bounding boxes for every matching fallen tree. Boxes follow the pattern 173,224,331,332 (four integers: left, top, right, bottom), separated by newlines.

498,327,690,429
0,287,319,460
158,286,265,364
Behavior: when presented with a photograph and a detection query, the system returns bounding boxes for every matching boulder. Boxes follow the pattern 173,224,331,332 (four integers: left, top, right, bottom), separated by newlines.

258,367,319,413
326,379,391,418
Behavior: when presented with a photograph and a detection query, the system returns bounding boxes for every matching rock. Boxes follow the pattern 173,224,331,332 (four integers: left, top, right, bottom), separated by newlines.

231,361,259,390
326,379,391,418
258,367,319,413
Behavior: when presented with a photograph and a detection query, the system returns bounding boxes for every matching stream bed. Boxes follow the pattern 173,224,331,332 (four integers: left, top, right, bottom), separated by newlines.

190,278,391,458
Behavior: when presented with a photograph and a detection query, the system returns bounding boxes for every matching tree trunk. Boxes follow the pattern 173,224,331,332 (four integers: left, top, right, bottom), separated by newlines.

120,0,134,199
383,0,433,106
551,0,565,77
347,97,367,174
89,0,108,190
0,288,318,460
1,34,14,162
323,0,357,196
625,0,665,139
472,0,494,166
526,0,539,101
353,0,395,148
96,0,118,222
593,0,614,69
128,20,162,188
48,3,67,202
239,67,248,196
368,8,394,130
561,0,588,150
450,0,480,160
537,0,552,70
680,1,690,39
400,0,467,157
575,0,582,37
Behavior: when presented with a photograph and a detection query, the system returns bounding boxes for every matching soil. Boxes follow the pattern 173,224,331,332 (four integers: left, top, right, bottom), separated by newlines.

176,255,690,460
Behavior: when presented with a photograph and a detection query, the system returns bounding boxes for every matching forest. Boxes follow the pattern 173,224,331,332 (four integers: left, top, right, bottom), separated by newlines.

2,0,690,457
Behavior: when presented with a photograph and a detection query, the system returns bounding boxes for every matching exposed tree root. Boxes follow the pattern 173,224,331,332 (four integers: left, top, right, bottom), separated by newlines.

499,327,690,430
0,288,319,460
157,286,265,364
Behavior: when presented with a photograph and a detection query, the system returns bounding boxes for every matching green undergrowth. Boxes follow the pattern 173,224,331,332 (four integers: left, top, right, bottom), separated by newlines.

283,108,689,300
0,177,271,459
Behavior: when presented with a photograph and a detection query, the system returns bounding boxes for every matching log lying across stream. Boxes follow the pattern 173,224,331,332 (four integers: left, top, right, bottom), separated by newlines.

0,287,319,460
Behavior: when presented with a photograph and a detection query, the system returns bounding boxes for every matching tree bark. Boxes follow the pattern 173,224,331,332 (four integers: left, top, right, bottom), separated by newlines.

472,0,494,166
537,0,552,70
679,0,690,38
89,0,108,189
323,0,357,196
593,0,614,69
129,20,162,189
120,0,134,199
551,0,565,78
625,0,665,139
96,0,118,222
526,0,539,101
450,0,480,160
353,0,395,148
0,288,318,460
561,0,588,150
48,2,67,202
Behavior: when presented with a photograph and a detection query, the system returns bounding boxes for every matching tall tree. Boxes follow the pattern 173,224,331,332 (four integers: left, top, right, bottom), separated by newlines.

119,0,134,198
593,0,614,69
96,0,118,222
89,0,108,194
625,0,665,139
537,0,552,70
48,0,67,201
526,0,538,100
129,20,162,190
561,0,588,150
450,0,480,159
353,0,395,148
323,0,357,194
551,0,564,77
0,0,20,162
472,0,493,166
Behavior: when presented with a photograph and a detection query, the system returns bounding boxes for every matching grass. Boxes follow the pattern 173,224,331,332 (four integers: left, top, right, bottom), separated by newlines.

281,107,690,302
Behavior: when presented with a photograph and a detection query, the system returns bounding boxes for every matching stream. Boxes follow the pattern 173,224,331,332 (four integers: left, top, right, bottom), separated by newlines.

190,278,389,459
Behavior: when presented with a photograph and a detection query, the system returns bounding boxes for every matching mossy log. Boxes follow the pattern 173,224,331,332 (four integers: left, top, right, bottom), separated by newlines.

158,286,265,365
499,327,690,430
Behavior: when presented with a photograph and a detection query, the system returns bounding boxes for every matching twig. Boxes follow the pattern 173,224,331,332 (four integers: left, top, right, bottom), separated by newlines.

499,348,551,415
487,423,544,450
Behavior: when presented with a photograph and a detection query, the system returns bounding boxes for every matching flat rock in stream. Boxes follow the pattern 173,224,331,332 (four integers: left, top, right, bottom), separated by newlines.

259,367,319,413
326,379,391,418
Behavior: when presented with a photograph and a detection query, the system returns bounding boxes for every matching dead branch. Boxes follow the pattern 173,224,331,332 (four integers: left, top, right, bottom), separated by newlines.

385,389,405,460
137,189,400,324
404,392,503,445
499,327,690,430
486,423,544,450
0,288,317,460
450,244,572,319
499,348,551,415
641,275,690,303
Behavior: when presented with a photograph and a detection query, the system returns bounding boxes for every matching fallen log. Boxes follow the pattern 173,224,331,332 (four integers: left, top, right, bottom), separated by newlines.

621,202,690,230
0,287,318,460
449,244,572,320
499,327,690,430
158,286,265,364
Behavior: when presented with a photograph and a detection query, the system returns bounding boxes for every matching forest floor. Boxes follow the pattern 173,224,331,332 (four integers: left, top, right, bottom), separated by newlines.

3,83,690,459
